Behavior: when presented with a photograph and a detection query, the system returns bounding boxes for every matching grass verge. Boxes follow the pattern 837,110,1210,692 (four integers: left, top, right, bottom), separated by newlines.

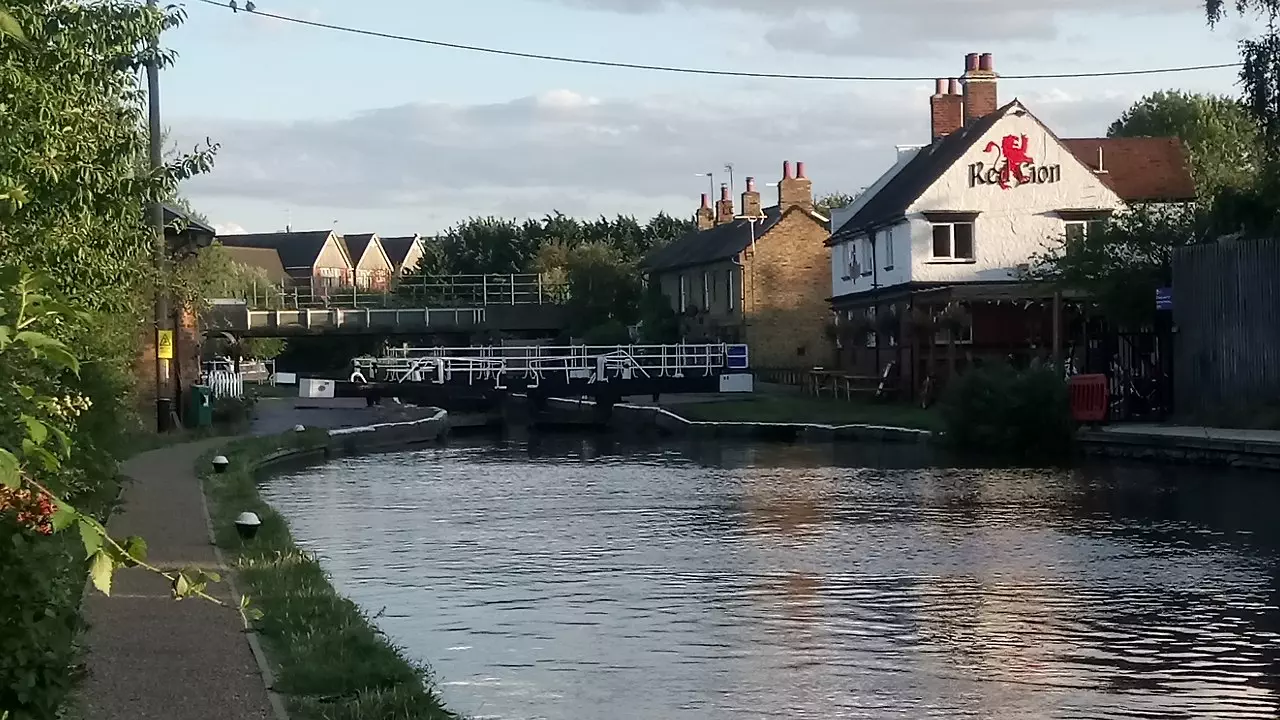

672,393,941,431
198,432,458,720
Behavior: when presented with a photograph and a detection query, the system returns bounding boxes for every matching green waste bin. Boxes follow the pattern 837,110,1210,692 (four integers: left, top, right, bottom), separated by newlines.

188,384,213,428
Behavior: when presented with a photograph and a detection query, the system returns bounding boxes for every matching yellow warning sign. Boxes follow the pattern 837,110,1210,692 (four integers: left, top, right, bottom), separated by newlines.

156,329,174,359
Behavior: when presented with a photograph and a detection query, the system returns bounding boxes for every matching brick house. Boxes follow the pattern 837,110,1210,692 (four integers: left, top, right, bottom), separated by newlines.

217,230,353,296
827,52,1196,393
381,234,427,276
340,233,394,289
642,161,832,369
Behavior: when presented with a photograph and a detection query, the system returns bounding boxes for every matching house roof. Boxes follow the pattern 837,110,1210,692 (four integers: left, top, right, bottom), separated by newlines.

380,235,421,267
642,205,829,273
1061,137,1197,202
831,103,1009,241
832,101,1199,242
216,231,337,277
162,204,216,238
218,245,289,284
342,233,378,265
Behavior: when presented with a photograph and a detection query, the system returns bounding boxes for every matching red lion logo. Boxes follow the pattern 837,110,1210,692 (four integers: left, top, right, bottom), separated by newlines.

983,134,1033,189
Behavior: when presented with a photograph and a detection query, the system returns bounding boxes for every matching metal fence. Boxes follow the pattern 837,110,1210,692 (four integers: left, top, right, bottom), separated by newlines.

217,272,566,310
1172,237,1280,419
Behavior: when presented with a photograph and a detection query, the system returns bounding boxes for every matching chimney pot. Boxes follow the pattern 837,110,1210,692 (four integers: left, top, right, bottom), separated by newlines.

701,193,710,209
948,78,961,95
782,160,793,179
720,183,729,201
934,78,947,95
796,161,806,179
965,53,979,72
746,177,756,192
979,52,994,72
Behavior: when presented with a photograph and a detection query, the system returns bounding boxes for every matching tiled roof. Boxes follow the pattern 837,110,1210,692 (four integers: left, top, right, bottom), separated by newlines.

218,246,289,284
642,206,787,273
342,233,378,265
217,231,336,279
1061,137,1197,202
381,236,420,267
832,103,1010,241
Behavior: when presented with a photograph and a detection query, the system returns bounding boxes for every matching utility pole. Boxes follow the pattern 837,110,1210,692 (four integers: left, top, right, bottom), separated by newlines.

146,0,172,432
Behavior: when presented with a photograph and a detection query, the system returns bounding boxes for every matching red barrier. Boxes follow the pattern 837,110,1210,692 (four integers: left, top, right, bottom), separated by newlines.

1068,374,1108,423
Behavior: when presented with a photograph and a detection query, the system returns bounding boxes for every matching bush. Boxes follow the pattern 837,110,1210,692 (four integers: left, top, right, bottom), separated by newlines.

212,395,258,426
581,319,632,345
939,363,1074,464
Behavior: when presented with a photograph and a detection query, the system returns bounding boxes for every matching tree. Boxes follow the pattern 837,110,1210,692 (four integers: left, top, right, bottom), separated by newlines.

1108,91,1261,201
1,3,220,715
815,191,860,216
1207,2,1280,169
1031,204,1200,327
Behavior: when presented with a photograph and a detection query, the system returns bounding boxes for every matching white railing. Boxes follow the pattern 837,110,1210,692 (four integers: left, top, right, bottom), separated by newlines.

351,343,749,388
204,370,244,399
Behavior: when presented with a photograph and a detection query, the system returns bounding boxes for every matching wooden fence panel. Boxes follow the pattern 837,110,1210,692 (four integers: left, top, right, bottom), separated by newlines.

1172,238,1280,419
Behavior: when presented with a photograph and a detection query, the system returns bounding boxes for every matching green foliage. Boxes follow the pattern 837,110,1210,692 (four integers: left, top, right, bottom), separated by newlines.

211,395,257,426
637,282,679,343
939,363,1074,464
815,191,859,216
402,211,694,332
1030,204,1199,328
1205,2,1280,176
1108,90,1262,201
200,434,456,719
1,3,221,716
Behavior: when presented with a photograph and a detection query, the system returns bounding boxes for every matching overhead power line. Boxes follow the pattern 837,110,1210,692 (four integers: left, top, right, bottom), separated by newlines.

193,0,1242,82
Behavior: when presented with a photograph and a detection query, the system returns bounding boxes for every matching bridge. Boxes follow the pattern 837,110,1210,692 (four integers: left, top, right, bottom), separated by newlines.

202,274,570,337
342,342,752,408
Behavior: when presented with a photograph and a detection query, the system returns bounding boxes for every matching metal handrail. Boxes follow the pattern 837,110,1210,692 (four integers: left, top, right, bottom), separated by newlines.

352,343,749,388
208,271,567,310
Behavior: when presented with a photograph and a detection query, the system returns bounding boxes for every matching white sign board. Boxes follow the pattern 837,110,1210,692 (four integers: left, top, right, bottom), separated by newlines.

299,378,335,399
718,373,754,393
274,371,298,385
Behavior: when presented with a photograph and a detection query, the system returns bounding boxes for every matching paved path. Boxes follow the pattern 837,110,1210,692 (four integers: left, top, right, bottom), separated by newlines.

1099,424,1280,445
79,439,275,720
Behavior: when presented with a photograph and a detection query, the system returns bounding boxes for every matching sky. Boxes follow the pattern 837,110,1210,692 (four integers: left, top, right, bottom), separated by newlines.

164,0,1260,236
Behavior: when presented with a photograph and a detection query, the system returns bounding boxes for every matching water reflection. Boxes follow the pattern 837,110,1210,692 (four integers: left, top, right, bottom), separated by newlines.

264,436,1280,720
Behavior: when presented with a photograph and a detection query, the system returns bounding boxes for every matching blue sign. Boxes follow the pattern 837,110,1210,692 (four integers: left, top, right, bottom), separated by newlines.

726,344,749,370
1155,287,1173,311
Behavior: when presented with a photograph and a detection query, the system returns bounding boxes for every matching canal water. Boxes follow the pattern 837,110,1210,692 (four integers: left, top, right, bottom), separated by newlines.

263,437,1280,720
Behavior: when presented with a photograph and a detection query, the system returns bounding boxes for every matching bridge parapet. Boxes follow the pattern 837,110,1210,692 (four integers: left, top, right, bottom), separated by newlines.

223,272,565,311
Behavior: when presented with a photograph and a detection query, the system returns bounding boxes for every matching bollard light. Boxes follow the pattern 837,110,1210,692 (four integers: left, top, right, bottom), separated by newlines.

211,455,229,474
235,511,261,540
293,424,306,432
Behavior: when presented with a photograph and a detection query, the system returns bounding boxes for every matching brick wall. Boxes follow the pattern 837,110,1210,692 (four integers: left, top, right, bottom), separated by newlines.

741,208,833,369
133,304,202,425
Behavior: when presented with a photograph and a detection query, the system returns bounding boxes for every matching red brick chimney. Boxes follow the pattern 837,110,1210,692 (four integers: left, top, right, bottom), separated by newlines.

930,77,964,140
740,176,762,218
962,52,997,126
715,183,735,225
778,160,813,211
695,192,714,231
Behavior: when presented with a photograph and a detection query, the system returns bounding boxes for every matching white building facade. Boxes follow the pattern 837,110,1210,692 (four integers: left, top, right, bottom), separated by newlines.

826,52,1196,382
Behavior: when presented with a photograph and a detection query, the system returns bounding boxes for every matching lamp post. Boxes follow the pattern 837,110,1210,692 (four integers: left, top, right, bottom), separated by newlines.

146,0,173,432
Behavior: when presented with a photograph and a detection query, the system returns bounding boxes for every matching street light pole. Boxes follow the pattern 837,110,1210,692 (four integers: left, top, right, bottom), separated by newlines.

146,0,172,432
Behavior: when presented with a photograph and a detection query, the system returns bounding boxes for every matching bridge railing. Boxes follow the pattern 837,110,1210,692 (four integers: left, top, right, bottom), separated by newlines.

351,343,750,387
227,272,566,310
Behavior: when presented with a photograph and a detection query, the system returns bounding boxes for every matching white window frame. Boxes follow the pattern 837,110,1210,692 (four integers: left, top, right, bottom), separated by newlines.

840,240,859,281
702,270,711,310
931,221,976,261
864,307,877,348
679,274,688,312
860,237,874,277
882,226,895,269
727,269,735,311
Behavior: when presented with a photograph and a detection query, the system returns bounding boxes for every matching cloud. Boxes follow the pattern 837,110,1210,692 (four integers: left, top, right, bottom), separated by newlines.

548,0,1197,56
212,222,248,235
172,84,1137,234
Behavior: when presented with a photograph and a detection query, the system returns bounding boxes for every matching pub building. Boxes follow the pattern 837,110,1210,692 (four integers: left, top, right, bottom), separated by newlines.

826,52,1196,397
